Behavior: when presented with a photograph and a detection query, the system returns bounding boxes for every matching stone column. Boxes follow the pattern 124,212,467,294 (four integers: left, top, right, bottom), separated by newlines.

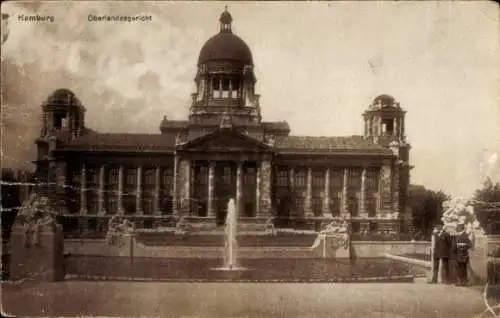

305,167,313,217
255,165,261,216
380,163,392,216
117,165,124,215
259,157,272,217
393,118,398,137
136,166,143,215
236,162,243,215
207,162,215,217
79,164,87,215
54,161,68,214
323,168,330,216
98,165,106,215
360,167,367,216
178,159,191,215
172,156,179,215
392,163,400,218
153,167,161,215
342,168,349,217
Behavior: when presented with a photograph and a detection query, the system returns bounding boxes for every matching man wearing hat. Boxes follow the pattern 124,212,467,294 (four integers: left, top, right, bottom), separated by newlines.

455,221,473,286
430,224,452,283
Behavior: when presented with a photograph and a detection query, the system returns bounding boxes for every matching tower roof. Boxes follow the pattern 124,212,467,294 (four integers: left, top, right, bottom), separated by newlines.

42,88,85,110
198,9,253,66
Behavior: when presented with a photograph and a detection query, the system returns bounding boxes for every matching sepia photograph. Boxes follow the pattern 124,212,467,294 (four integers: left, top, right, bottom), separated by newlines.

1,1,499,317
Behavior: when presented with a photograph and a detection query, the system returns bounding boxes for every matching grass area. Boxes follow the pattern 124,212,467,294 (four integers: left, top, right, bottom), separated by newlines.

65,256,426,282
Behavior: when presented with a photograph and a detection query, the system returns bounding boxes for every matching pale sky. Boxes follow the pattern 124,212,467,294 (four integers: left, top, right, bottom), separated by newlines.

1,1,499,198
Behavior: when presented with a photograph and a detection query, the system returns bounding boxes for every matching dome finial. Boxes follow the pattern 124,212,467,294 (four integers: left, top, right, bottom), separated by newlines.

219,6,233,33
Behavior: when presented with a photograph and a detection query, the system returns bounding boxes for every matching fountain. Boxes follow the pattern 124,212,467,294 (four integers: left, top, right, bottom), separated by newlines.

213,198,247,271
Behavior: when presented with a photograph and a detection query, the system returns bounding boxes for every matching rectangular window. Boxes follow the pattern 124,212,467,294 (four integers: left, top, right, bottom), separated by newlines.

162,168,174,189
348,196,359,217
312,197,323,216
144,168,155,187
366,168,380,191
125,168,136,188
295,168,307,188
295,197,305,212
312,169,324,189
244,167,256,185
196,166,208,185
107,197,117,214
276,169,288,187
366,196,377,217
108,168,118,186
329,169,343,190
330,196,341,217
348,168,361,190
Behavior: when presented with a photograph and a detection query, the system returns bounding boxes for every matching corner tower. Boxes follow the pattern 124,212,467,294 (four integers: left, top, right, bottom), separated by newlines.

189,8,261,129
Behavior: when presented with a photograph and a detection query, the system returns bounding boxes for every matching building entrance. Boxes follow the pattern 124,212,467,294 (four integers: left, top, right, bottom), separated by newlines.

214,161,236,226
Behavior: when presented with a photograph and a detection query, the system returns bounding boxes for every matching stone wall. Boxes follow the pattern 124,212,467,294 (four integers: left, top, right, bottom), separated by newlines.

9,224,65,282
65,238,430,259
469,235,500,284
351,241,431,258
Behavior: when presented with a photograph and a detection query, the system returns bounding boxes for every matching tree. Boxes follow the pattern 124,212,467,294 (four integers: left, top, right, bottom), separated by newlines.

473,177,500,235
407,184,450,240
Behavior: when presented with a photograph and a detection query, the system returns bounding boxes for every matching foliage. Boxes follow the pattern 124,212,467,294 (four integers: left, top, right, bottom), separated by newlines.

473,178,500,235
407,184,450,239
15,193,60,228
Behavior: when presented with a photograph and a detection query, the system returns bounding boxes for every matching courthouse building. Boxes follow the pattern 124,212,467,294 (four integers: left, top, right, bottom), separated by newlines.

35,9,412,234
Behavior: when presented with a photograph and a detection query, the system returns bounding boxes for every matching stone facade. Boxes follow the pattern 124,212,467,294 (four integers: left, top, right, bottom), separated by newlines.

33,10,412,235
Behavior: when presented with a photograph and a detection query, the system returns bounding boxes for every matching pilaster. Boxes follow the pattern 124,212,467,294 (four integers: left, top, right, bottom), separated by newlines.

236,162,243,215
172,155,179,215
360,166,367,216
255,165,261,216
322,168,330,216
79,164,88,215
136,166,143,215
258,157,272,217
117,165,124,215
153,167,161,215
305,167,313,217
98,165,106,215
342,168,348,218
392,162,400,217
208,162,215,217
380,163,392,216
178,159,191,215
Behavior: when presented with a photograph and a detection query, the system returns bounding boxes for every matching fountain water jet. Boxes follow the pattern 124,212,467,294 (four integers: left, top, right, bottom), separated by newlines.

212,198,247,271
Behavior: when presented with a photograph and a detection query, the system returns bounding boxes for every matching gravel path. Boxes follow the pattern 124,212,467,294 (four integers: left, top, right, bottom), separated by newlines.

2,281,490,317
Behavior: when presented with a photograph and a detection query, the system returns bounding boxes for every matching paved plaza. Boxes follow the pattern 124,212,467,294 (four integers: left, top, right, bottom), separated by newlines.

2,280,494,317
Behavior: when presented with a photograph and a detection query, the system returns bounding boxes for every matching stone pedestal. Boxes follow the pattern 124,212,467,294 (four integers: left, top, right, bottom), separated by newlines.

469,234,500,284
9,224,65,282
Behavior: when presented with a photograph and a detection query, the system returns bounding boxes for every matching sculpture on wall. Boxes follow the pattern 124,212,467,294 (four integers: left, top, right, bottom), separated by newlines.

15,193,60,247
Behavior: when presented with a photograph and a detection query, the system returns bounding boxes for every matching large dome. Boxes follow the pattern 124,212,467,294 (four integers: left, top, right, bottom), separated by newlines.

197,10,253,66
198,33,253,65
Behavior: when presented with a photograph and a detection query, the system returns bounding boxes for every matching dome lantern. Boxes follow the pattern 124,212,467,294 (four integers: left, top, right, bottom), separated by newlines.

219,6,233,32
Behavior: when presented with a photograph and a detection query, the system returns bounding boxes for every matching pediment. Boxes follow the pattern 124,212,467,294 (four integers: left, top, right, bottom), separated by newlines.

178,129,270,152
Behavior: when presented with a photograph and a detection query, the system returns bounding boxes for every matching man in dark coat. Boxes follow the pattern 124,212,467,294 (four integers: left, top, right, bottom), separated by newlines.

430,224,452,283
455,223,472,286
